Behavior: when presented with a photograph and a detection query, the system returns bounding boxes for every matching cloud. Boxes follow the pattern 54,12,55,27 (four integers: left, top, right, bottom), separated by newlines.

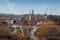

0,0,60,15
4,0,16,14
41,6,47,11
7,3,16,13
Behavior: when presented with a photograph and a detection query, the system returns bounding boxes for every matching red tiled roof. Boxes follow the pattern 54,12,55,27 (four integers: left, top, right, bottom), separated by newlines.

20,20,29,26
29,20,37,25
37,16,43,22
20,20,37,26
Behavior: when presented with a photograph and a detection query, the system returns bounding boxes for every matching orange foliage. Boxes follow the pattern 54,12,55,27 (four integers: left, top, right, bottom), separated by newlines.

0,27,10,36
10,29,28,40
34,21,59,37
0,17,4,24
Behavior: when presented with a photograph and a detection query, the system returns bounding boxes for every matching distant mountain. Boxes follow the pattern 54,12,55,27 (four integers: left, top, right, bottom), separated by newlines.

0,13,21,18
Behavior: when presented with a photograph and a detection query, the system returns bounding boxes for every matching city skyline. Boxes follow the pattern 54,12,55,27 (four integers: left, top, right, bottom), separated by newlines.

0,0,60,15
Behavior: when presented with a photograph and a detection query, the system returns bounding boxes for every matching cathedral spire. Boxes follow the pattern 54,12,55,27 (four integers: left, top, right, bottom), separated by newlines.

32,9,34,15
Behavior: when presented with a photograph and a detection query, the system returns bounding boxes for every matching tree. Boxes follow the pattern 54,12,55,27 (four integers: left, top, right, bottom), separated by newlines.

48,15,60,25
0,27,10,36
34,21,60,37
10,29,28,40
0,17,4,25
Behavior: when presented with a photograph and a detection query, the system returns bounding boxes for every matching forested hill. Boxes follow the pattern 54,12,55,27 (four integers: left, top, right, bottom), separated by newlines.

0,13,21,18
48,15,60,25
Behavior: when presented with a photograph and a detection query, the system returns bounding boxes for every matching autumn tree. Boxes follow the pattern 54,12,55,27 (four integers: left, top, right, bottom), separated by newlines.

0,17,4,25
10,29,28,40
34,21,60,37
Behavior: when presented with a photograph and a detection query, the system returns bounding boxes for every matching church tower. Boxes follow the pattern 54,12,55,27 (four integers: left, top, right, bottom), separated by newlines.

44,12,47,19
29,10,32,20
32,9,34,15
29,9,34,20
31,9,34,20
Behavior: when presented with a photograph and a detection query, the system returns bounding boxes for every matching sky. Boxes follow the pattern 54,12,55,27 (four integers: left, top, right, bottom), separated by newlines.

0,0,60,15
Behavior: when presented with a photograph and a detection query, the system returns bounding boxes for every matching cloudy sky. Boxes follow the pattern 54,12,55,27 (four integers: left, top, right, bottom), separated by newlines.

0,0,60,15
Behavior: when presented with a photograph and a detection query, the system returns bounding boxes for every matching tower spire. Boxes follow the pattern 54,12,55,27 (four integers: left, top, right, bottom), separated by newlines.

32,9,34,15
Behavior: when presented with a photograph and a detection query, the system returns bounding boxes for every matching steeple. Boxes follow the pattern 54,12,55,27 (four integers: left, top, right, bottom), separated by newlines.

29,9,35,20
44,12,47,19
29,10,31,20
32,9,34,15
